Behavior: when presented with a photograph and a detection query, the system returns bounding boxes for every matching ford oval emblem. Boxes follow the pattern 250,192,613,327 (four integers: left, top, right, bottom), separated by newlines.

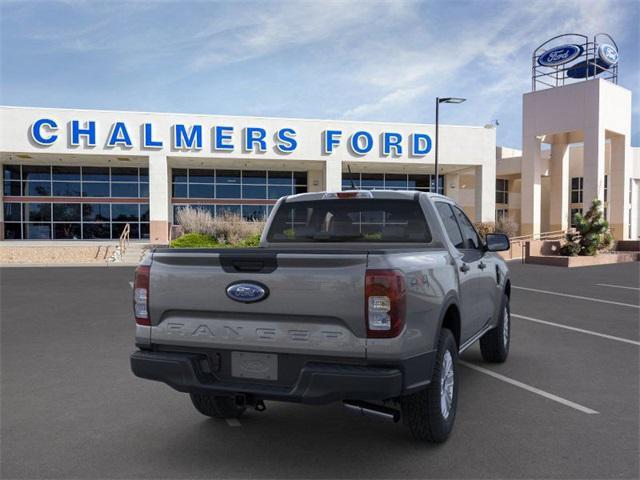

226,282,269,303
598,44,618,67
538,44,583,67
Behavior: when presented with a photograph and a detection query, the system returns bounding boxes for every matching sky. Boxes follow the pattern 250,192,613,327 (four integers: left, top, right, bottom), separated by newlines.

1,0,638,148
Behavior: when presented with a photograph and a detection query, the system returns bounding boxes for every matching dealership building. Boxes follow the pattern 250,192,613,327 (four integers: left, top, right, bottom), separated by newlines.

0,35,638,245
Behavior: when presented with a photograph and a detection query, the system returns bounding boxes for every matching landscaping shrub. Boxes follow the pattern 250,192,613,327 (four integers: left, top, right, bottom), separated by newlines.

560,199,613,256
170,233,221,248
494,217,519,238
175,207,265,245
474,221,495,239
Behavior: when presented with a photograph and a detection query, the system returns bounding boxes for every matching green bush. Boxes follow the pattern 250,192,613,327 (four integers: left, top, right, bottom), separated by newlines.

170,232,262,249
171,233,222,248
560,199,613,256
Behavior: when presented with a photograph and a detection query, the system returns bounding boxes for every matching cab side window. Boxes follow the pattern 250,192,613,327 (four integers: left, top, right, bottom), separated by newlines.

452,206,481,250
435,202,464,249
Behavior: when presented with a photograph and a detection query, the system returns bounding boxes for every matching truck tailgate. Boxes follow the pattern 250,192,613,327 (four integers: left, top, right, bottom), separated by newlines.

148,249,368,358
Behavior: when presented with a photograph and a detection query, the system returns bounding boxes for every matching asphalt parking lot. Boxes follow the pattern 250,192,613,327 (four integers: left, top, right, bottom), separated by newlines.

1,261,639,479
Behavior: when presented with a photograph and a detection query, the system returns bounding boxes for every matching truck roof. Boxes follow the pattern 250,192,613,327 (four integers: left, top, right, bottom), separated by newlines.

283,190,452,203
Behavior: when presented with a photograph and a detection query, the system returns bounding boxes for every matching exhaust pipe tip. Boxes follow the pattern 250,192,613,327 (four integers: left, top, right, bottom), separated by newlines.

343,400,400,423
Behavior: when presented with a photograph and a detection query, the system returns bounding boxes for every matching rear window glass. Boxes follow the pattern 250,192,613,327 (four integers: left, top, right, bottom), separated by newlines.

267,198,431,243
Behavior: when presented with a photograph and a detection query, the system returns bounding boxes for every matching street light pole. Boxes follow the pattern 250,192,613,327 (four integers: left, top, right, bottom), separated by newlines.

435,97,440,194
434,96,466,194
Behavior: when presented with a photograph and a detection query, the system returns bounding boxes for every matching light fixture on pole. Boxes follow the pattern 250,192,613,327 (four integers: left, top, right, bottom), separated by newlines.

435,97,466,194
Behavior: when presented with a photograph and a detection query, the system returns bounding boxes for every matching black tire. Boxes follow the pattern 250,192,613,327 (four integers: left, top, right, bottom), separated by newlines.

189,393,246,419
480,294,510,363
401,328,458,443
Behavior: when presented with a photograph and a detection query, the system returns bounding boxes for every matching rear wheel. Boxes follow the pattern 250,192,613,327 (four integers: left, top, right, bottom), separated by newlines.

189,393,246,419
480,294,510,363
401,328,458,443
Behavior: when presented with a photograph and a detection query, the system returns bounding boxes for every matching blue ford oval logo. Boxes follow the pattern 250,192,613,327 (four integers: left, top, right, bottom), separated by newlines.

598,44,618,66
538,44,583,67
226,282,269,303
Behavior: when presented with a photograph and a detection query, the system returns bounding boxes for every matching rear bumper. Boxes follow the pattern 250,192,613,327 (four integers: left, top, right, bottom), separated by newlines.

130,350,431,404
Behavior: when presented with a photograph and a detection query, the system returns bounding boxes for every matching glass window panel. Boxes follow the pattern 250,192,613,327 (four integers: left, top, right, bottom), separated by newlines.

216,184,241,198
53,203,81,221
435,202,463,249
24,203,51,222
82,167,109,181
83,203,110,221
217,204,241,217
385,174,408,188
191,204,216,216
342,173,360,189
242,170,267,184
408,175,429,189
140,204,150,221
52,166,80,181
25,181,51,196
268,185,292,199
189,169,215,183
3,165,21,181
571,177,580,189
110,167,138,182
242,185,267,199
571,191,580,203
216,170,240,184
25,223,52,239
112,204,139,221
82,182,109,197
452,206,481,249
172,183,187,198
140,182,149,197
83,223,111,239
139,168,149,182
3,180,21,196
293,172,308,186
268,171,293,185
22,165,51,181
361,174,384,188
4,203,21,221
112,222,139,239
111,183,139,198
52,182,81,197
242,205,267,221
4,222,22,239
172,168,188,182
294,185,308,194
54,223,81,239
188,184,215,198
140,222,150,239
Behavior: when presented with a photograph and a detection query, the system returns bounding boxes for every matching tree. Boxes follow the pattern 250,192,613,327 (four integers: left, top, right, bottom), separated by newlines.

560,199,613,256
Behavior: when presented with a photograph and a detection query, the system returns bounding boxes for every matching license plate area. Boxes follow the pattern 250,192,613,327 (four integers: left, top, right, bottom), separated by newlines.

231,351,278,381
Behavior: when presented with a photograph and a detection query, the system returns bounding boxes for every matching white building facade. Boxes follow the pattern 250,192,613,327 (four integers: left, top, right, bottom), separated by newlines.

0,106,497,244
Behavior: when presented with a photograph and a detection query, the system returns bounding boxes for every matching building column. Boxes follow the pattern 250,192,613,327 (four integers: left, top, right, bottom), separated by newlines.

521,135,543,236
609,134,631,240
148,153,170,245
324,159,342,191
549,136,570,232
582,126,606,212
474,163,495,223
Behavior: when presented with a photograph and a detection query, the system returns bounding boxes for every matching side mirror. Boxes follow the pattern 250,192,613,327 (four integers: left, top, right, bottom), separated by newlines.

485,233,510,252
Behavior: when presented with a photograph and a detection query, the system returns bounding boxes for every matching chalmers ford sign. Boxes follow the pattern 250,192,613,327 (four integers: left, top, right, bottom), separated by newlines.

29,118,434,157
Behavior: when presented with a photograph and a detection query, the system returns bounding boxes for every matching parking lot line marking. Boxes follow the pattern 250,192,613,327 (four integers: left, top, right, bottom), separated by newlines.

459,361,599,415
129,281,134,289
512,285,640,309
512,313,640,347
596,283,640,291
226,418,241,427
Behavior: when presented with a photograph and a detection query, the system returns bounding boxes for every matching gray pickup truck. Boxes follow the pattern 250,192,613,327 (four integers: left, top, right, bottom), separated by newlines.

131,190,511,442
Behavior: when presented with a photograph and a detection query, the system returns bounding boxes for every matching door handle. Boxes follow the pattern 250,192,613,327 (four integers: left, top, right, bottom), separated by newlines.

460,263,470,273
478,261,487,270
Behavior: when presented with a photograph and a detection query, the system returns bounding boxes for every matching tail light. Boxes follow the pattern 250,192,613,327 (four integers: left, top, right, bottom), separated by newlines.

365,270,406,338
133,265,150,326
